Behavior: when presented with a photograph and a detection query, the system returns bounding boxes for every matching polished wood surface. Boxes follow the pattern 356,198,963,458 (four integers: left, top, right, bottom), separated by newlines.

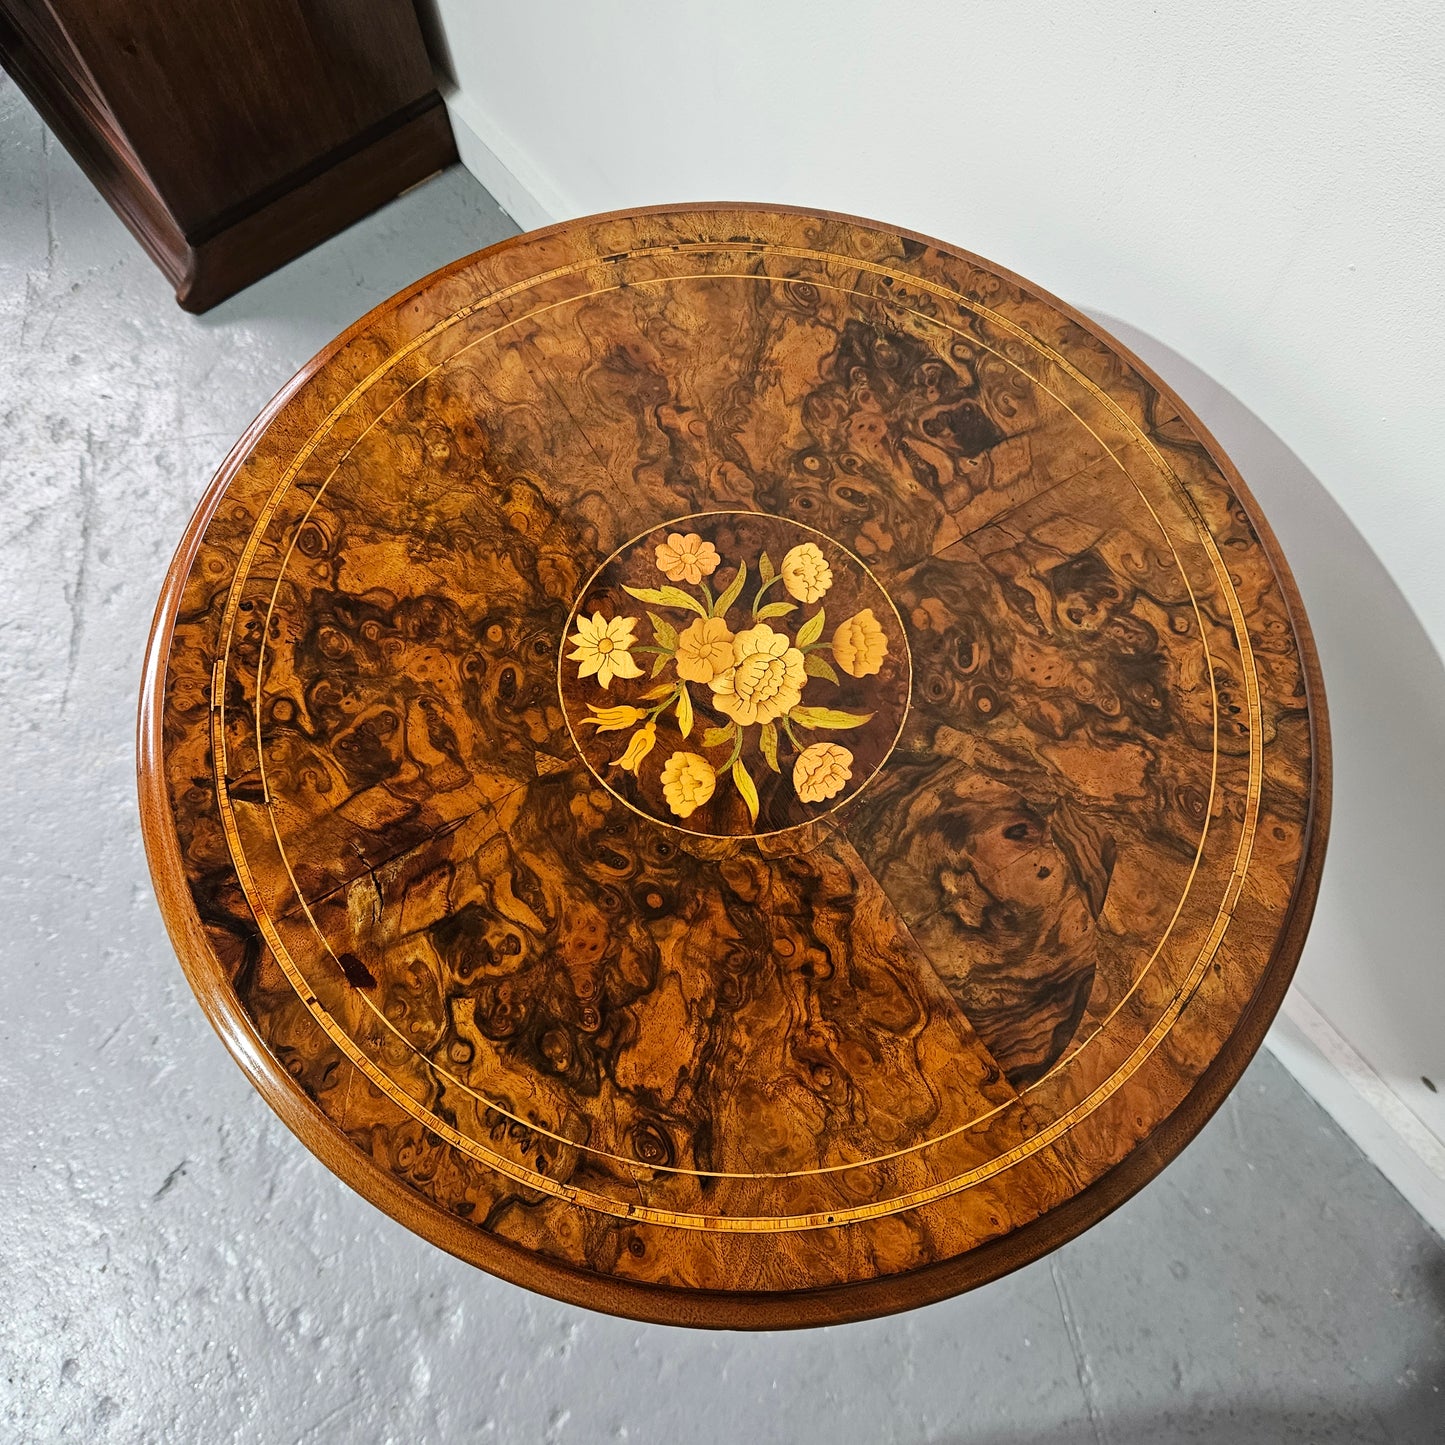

139,206,1329,1326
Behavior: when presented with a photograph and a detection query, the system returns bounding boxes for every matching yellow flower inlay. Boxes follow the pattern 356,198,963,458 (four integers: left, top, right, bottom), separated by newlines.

616,721,657,773
832,608,888,678
674,616,735,684
660,751,716,817
655,532,721,585
581,703,648,732
793,742,853,803
780,542,833,603
709,623,806,727
568,611,643,689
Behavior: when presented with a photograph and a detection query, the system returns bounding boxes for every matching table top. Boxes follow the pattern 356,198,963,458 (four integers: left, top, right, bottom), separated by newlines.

139,205,1328,1327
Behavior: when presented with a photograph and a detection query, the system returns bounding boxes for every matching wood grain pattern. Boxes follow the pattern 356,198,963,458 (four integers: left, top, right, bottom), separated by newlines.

138,205,1329,1327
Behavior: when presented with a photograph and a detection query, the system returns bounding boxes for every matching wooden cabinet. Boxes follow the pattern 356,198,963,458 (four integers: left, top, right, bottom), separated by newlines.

0,0,456,310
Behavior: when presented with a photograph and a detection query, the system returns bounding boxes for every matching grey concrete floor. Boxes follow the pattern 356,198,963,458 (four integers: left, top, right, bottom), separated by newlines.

1,75,1442,1445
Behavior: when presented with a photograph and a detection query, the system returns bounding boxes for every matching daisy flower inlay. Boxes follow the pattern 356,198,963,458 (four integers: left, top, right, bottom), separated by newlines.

568,611,643,689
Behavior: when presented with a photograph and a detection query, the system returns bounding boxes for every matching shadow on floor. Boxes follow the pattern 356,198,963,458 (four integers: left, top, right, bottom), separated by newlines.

191,165,518,341
958,1247,1445,1444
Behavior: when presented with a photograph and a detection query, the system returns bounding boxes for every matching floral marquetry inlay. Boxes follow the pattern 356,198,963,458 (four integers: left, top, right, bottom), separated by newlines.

560,512,911,836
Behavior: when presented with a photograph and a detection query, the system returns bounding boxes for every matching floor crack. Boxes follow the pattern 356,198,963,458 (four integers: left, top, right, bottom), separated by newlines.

43,126,56,274
1051,1253,1108,1445
60,430,97,715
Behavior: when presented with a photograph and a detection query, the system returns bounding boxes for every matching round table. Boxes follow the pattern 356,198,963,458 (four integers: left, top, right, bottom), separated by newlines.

139,206,1329,1327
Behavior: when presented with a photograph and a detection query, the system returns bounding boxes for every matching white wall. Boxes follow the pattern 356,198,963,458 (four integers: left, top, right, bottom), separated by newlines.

423,0,1445,1223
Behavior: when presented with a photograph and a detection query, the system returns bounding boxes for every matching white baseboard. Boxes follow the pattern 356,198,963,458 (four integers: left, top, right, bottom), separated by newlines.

1267,991,1445,1238
439,86,564,232
434,89,1445,1245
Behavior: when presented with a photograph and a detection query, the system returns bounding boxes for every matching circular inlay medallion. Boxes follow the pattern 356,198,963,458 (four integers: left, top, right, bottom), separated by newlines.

559,511,911,836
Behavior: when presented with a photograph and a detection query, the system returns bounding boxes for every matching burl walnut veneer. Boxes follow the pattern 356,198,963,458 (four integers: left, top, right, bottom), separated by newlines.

139,206,1329,1327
